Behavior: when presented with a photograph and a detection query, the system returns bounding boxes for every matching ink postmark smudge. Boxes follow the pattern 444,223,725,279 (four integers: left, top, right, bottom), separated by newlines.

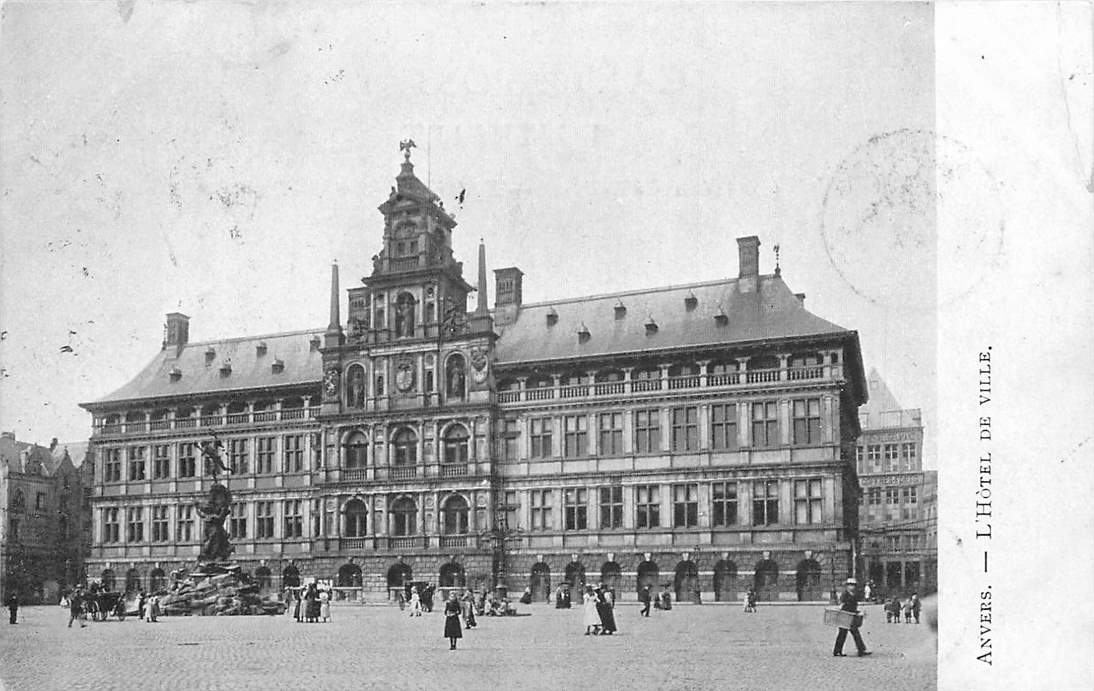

820,129,1004,309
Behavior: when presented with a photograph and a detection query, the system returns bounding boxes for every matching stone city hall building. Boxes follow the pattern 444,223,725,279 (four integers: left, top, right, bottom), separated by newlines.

81,151,867,603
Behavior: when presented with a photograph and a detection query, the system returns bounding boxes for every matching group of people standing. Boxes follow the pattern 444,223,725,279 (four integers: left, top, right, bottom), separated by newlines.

885,593,921,624
286,582,331,623
580,584,618,635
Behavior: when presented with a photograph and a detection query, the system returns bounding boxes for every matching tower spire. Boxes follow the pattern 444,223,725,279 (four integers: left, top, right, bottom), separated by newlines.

476,238,488,314
326,262,343,344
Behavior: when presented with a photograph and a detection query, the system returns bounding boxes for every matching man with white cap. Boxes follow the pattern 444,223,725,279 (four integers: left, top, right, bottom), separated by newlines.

833,578,871,657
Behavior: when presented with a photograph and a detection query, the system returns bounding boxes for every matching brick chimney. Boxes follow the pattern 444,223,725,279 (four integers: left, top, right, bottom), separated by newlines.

493,267,524,327
736,236,760,293
163,312,190,351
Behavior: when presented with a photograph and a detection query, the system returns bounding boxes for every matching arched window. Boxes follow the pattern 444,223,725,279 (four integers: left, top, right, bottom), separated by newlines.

254,566,272,592
446,354,467,400
100,569,116,592
344,499,368,537
795,559,824,601
344,431,368,469
387,563,412,592
714,560,738,601
637,560,659,594
564,561,585,589
283,564,300,588
12,489,25,512
441,495,469,535
346,364,366,408
529,563,551,602
149,568,166,593
674,561,700,603
600,562,622,591
754,559,780,601
442,425,469,464
395,293,416,338
391,496,417,536
439,562,465,588
125,568,142,593
392,428,417,466
338,562,363,587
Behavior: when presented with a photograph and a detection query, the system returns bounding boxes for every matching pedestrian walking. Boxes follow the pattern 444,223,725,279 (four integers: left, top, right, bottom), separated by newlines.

582,586,600,635
67,589,86,628
744,588,757,613
319,589,331,622
462,589,477,629
864,581,872,603
911,592,921,624
639,584,652,617
444,592,463,650
595,584,617,635
832,578,871,658
409,587,422,617
6,592,18,624
903,597,913,623
890,597,902,624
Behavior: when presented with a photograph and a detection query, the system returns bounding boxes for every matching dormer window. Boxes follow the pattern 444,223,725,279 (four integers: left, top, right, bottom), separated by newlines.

614,300,626,319
310,336,321,351
546,307,558,327
169,367,182,382
272,359,285,373
645,316,658,335
684,291,698,311
219,360,232,377
256,342,267,356
205,347,215,364
577,323,591,344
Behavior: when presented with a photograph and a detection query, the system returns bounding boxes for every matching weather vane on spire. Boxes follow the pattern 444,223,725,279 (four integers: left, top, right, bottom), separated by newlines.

399,139,417,161
773,243,782,276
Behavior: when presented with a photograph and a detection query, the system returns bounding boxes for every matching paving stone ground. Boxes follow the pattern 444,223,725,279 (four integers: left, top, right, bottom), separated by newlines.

0,602,935,691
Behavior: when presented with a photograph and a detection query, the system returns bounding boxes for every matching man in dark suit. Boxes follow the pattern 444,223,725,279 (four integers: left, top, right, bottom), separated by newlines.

639,584,652,616
833,578,871,657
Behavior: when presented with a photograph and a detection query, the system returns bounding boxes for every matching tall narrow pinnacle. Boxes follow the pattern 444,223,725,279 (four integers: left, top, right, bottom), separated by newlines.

327,262,342,334
476,239,488,314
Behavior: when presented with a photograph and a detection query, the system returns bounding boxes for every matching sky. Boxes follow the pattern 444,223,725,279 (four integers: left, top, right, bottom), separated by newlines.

0,1,936,462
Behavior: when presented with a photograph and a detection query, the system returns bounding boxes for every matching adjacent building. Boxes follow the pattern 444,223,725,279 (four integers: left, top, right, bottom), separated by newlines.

0,434,90,603
81,151,868,604
854,370,937,595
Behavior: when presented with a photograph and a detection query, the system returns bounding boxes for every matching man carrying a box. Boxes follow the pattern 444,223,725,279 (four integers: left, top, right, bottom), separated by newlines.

833,578,872,657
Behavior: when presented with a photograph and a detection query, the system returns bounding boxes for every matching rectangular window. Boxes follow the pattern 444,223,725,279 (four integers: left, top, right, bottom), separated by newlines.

178,443,196,478
35,492,46,510
312,499,322,538
127,446,146,481
884,444,900,471
256,437,276,474
229,502,248,539
151,505,170,542
856,446,865,474
867,445,882,472
283,435,304,473
126,507,144,543
104,448,122,482
229,439,249,475
671,407,699,452
792,398,823,445
752,480,779,526
634,409,661,454
529,418,553,459
563,415,589,458
103,508,120,543
283,499,303,538
710,404,739,451
902,442,917,470
152,444,171,479
563,488,588,530
530,490,553,531
598,413,624,456
635,484,660,528
503,490,521,530
673,484,698,527
793,479,823,524
712,482,738,527
751,402,779,448
500,418,520,460
599,486,623,529
868,487,882,505
256,501,275,539
176,505,194,542
885,487,900,505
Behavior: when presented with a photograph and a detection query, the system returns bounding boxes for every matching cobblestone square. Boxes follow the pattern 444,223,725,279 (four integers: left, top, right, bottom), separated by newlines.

1,602,934,691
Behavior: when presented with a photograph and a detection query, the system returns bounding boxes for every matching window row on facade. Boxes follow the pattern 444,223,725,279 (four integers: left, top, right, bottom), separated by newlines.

98,433,318,483
99,498,318,544
858,486,924,522
93,397,320,435
855,442,919,474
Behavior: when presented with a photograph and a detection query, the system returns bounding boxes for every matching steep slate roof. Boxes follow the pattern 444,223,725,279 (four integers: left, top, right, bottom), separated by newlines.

492,274,851,365
86,329,324,407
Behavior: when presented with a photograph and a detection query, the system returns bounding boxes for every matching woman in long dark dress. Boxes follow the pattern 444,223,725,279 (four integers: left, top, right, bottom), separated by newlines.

594,585,617,635
444,592,464,650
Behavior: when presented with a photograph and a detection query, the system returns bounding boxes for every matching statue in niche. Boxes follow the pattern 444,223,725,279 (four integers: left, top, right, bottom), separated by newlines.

395,294,416,338
447,355,467,400
348,366,366,408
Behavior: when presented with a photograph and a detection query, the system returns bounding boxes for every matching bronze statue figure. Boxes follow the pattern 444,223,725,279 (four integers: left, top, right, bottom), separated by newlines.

195,483,233,563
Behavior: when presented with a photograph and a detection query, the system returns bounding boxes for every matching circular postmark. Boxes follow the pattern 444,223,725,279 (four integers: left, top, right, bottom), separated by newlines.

820,129,1004,309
